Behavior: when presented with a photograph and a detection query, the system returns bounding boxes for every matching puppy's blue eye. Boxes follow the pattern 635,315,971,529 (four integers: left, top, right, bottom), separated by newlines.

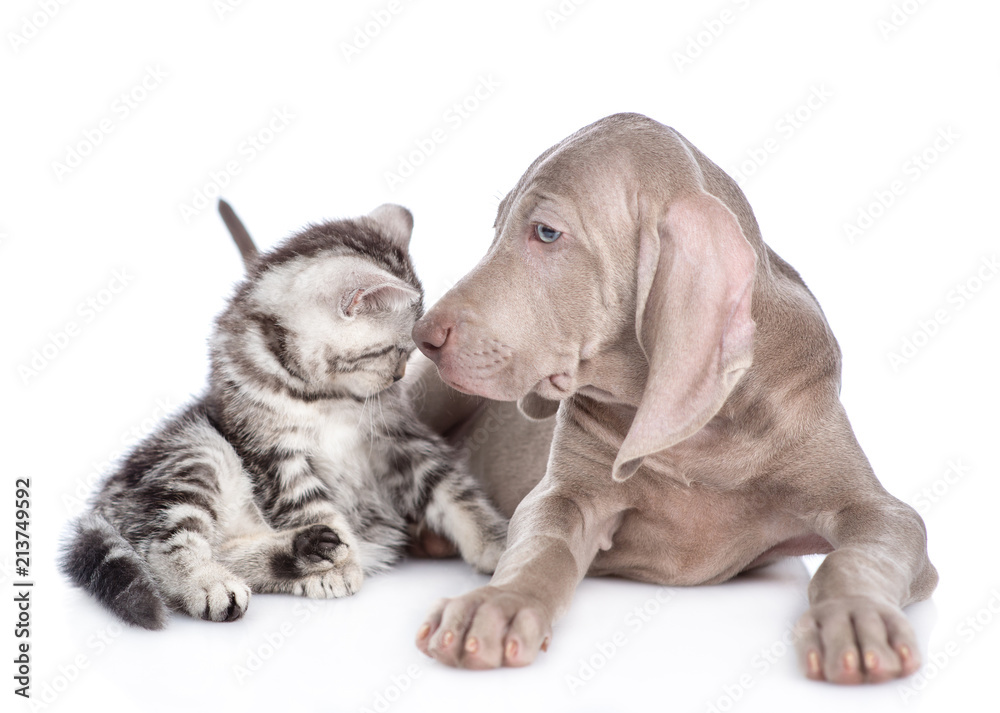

535,224,562,243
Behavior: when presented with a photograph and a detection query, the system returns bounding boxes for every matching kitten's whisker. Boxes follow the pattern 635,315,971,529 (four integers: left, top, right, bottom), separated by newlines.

367,397,377,456
377,393,389,434
356,394,371,431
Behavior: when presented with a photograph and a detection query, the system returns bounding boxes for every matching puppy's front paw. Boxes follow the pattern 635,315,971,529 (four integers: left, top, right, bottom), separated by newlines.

416,586,552,670
796,596,920,683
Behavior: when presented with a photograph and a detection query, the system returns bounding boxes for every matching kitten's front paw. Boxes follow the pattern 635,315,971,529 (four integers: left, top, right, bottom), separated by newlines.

458,514,508,574
182,567,251,622
468,533,507,574
290,524,362,597
293,559,364,598
294,524,344,564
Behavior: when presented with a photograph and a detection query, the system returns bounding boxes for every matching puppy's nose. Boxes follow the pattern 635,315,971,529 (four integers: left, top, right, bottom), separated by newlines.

412,317,451,362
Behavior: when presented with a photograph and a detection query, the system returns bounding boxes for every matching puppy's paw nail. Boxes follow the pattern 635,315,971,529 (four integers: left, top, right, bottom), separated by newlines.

417,624,430,641
843,651,858,673
465,637,479,654
807,650,822,677
541,636,550,653
442,630,454,647
505,639,519,662
864,651,878,671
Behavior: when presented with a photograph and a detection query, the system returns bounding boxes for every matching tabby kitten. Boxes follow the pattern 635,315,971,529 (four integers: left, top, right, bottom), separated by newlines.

60,202,508,629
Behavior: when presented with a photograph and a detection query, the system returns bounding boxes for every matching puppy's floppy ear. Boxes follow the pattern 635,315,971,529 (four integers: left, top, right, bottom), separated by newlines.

612,191,756,481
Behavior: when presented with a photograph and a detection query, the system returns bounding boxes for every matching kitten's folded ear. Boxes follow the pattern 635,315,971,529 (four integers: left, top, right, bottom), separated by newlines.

341,268,421,318
367,204,414,250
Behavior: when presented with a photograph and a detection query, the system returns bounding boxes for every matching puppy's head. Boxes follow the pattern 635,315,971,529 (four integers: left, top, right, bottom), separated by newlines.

414,113,757,479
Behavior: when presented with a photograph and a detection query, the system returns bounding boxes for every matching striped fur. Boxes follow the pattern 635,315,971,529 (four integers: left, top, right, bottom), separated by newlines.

60,206,508,629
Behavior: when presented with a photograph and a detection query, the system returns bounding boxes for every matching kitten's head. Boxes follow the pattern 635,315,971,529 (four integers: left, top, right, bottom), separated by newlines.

216,204,424,400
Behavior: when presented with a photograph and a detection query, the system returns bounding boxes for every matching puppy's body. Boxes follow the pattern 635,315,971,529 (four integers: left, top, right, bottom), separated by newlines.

411,113,936,683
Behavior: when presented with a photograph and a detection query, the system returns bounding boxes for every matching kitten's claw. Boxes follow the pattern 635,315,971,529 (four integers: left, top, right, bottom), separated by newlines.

186,568,251,622
284,523,363,598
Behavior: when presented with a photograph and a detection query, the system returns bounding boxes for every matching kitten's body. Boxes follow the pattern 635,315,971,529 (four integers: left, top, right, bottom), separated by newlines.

61,204,507,629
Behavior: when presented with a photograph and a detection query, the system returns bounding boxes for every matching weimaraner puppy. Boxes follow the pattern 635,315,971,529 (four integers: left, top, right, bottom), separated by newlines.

409,112,937,684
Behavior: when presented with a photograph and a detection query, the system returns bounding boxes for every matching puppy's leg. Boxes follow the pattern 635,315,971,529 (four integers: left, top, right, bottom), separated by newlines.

795,420,937,684
416,418,623,669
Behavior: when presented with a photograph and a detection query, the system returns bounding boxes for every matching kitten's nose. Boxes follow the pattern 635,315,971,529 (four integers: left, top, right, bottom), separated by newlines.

412,317,451,364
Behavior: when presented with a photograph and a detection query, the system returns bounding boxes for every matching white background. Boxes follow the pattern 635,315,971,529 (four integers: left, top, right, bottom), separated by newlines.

3,1,998,712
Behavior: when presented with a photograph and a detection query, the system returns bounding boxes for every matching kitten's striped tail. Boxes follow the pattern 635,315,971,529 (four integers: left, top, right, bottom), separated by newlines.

218,198,258,270
59,514,168,630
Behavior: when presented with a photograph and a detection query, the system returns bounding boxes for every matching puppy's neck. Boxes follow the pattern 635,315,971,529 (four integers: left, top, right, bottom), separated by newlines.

573,337,648,408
